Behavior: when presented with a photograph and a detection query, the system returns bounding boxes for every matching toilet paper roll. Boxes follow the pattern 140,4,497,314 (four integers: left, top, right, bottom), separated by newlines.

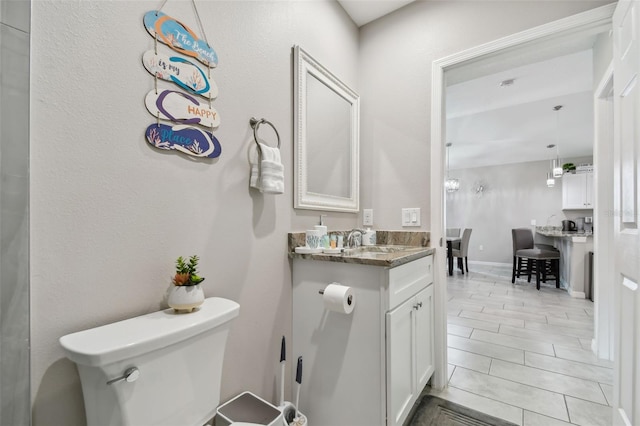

322,283,355,314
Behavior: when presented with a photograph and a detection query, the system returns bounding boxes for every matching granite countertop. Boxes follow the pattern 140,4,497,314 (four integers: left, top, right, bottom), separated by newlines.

287,231,434,267
536,226,593,238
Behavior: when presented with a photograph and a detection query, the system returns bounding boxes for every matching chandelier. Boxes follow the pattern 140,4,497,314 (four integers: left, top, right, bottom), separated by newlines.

445,142,460,192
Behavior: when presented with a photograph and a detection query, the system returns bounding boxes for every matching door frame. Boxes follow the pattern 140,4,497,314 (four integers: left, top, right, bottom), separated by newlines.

593,62,614,360
429,4,616,389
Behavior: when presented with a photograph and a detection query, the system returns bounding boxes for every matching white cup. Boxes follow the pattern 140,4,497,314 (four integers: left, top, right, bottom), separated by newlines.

305,230,322,249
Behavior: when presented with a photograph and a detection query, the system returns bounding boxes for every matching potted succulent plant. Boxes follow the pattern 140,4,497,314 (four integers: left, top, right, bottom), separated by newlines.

167,255,205,312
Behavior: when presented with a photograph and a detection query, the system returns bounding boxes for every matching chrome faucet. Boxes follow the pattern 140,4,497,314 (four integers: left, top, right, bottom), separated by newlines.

347,228,366,248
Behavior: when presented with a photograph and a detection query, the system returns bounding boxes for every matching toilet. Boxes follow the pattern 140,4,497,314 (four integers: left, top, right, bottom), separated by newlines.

59,297,263,426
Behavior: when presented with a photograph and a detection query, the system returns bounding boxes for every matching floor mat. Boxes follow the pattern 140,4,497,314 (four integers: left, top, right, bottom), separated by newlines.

407,395,519,426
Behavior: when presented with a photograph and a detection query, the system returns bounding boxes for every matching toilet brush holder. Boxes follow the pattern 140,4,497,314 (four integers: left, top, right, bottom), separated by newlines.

290,413,307,426
278,401,307,426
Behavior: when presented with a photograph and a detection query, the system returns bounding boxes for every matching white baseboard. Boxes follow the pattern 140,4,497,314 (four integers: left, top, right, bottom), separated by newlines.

568,287,586,299
468,260,511,268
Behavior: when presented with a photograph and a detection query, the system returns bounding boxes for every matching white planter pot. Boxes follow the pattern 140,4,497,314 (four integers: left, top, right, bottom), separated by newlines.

167,284,205,312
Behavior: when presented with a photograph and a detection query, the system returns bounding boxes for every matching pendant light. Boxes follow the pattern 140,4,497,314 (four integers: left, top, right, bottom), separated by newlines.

546,171,555,187
546,144,556,187
445,142,460,192
552,105,563,178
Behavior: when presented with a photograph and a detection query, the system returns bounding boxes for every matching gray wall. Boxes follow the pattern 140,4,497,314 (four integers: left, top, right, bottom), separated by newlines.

30,2,359,424
446,157,593,264
0,0,30,425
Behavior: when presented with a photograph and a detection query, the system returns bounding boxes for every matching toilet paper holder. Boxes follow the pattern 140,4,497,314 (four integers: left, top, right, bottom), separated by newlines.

318,289,353,306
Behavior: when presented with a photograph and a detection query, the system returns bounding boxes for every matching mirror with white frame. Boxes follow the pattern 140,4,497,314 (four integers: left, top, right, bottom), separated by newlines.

293,45,360,213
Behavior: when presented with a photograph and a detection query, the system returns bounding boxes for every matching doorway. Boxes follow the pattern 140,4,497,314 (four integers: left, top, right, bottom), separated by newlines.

428,3,616,420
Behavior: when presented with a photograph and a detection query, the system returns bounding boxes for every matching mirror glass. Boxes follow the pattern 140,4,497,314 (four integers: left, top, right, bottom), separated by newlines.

294,46,359,212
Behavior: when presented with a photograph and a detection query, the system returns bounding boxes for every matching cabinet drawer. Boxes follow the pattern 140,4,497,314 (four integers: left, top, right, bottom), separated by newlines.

387,256,432,310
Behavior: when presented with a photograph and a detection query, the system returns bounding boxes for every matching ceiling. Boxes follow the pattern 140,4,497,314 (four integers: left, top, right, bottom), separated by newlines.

337,0,415,26
446,48,596,170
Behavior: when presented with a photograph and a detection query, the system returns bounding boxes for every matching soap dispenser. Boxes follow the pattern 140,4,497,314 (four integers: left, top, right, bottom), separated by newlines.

314,215,328,238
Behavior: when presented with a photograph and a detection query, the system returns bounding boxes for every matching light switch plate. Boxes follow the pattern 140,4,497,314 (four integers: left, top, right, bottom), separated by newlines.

402,208,421,227
363,209,373,226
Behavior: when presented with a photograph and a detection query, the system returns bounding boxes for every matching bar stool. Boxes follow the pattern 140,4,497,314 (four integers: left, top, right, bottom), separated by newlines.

534,243,558,280
511,228,560,290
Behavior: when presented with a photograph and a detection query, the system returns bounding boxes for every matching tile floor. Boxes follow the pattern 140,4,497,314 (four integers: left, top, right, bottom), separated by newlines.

427,263,613,426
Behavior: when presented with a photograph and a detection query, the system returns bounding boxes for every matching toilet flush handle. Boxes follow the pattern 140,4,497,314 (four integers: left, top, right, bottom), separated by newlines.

106,367,140,385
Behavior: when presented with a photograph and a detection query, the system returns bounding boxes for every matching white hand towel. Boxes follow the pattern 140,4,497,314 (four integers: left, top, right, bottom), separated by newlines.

249,142,284,194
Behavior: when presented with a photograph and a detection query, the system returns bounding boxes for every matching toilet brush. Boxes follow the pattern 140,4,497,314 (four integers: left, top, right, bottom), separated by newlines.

292,356,307,426
277,337,296,425
280,336,286,407
294,356,302,418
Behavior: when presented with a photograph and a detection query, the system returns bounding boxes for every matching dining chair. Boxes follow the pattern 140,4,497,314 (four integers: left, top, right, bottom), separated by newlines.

447,228,462,250
451,228,472,274
446,228,461,238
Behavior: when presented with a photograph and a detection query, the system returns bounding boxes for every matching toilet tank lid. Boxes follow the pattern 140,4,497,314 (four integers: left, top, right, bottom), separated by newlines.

59,297,240,367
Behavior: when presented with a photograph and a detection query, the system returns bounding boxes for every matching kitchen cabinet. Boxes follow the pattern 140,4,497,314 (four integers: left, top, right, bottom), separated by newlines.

292,254,434,426
537,229,594,298
386,285,433,426
562,172,593,209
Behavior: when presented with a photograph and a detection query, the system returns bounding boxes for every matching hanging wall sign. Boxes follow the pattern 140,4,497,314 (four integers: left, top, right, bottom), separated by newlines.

145,123,221,158
145,89,220,128
142,50,218,99
143,11,218,68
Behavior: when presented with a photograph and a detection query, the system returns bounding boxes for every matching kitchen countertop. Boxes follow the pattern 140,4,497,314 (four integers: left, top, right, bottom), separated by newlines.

536,227,593,238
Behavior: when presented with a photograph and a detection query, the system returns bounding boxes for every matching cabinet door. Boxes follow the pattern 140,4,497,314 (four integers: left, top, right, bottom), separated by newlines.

386,298,414,426
584,172,594,207
414,285,434,392
562,173,587,209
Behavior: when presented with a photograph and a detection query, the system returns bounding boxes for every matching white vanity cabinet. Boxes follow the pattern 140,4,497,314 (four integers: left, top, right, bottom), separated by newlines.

562,172,593,209
386,285,434,426
292,254,434,426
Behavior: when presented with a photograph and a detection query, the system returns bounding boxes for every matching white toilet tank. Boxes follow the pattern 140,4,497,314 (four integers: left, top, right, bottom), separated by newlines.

60,297,240,426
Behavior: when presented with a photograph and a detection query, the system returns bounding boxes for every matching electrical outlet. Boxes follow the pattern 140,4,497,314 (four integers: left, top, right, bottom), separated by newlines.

401,208,421,227
363,209,373,226
531,219,537,226
479,245,483,251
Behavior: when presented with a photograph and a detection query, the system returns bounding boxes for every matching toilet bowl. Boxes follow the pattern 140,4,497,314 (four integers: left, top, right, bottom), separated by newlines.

60,297,253,426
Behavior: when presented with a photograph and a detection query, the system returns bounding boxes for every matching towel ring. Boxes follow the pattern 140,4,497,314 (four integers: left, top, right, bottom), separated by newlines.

250,117,281,151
